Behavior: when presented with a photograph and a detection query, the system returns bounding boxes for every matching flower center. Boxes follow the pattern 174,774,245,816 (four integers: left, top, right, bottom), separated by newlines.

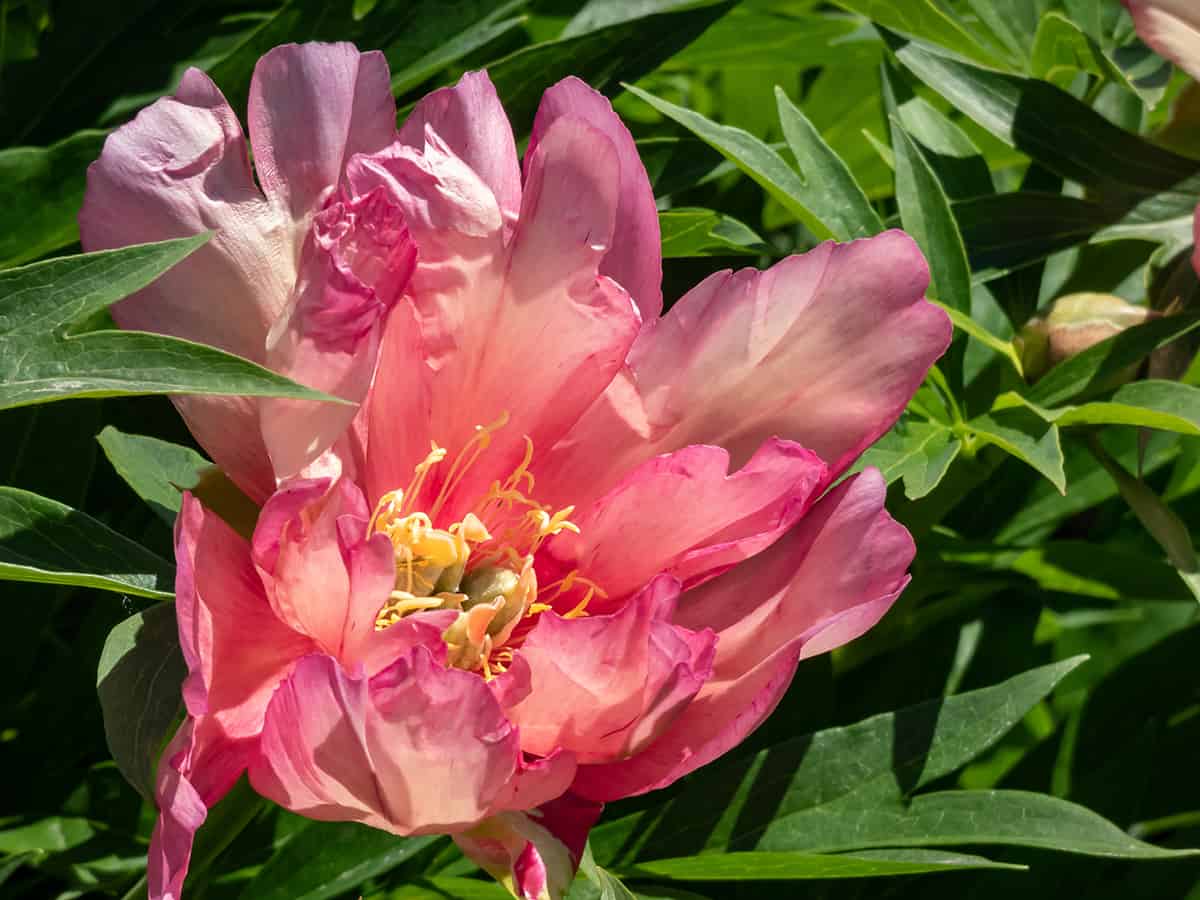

367,414,604,678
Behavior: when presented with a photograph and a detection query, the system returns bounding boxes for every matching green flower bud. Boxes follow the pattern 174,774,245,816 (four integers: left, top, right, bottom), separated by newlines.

1015,293,1155,382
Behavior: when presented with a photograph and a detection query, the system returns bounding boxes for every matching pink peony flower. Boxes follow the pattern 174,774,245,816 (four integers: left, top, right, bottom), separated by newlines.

96,42,951,900
79,44,414,502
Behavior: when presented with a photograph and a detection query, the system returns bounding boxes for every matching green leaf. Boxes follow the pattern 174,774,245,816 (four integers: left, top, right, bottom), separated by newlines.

97,427,209,525
1027,313,1200,407
969,408,1067,492
389,877,512,899
934,300,1024,374
238,823,437,900
659,208,767,258
889,116,972,313
1031,11,1153,102
628,84,875,242
592,658,1087,865
0,239,345,410
626,849,1023,880
389,3,527,95
0,130,106,269
575,844,638,900
774,87,884,240
0,486,174,598
856,421,961,499
829,0,1013,69
1092,170,1200,263
96,603,186,800
892,37,1200,195
480,1,735,132
1002,380,1200,435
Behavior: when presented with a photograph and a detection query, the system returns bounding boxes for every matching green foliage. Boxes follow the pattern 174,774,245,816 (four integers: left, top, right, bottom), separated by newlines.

5,1,1200,898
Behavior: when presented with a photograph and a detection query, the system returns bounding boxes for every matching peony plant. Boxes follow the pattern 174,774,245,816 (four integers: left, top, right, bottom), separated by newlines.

81,42,950,900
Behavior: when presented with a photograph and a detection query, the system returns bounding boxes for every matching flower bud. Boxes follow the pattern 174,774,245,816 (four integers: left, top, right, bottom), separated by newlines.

1016,293,1156,381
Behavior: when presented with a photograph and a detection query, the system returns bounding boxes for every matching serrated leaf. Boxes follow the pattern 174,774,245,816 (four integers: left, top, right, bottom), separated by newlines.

969,408,1066,492
659,208,767,257
97,427,209,525
625,849,1023,880
626,84,870,241
96,603,186,800
592,658,1087,865
238,823,437,900
0,239,345,411
0,486,174,598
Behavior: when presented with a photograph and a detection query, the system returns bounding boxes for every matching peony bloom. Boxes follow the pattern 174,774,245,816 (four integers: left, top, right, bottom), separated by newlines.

99,43,951,900
80,44,414,502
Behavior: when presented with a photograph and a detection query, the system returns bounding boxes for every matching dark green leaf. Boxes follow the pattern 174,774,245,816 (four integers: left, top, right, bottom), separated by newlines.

96,603,186,800
626,849,1023,880
0,486,174,598
97,427,209,524
0,130,106,269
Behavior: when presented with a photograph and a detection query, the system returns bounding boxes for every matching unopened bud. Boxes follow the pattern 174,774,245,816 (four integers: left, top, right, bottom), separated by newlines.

1016,293,1156,381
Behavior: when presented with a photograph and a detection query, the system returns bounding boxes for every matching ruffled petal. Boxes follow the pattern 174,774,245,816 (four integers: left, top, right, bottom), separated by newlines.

508,576,715,764
542,439,826,603
570,469,913,801
1125,0,1200,81
248,42,396,223
249,650,576,833
529,77,662,318
352,119,639,513
542,231,951,507
398,70,522,224
176,492,313,736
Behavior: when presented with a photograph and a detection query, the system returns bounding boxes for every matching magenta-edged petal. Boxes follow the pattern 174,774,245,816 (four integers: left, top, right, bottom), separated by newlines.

176,492,313,736
508,576,715,764
260,184,417,480
248,42,395,222
570,470,913,802
543,438,826,602
543,231,951,506
249,650,576,834
454,796,600,900
352,120,638,515
529,77,662,318
148,719,253,900
398,70,522,223
1125,1,1200,81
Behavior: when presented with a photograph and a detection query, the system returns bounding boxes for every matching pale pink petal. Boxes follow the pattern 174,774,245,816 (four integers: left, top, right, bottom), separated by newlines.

529,77,662,318
260,185,417,479
352,120,639,514
176,492,313,736
570,470,913,802
248,43,396,223
148,719,253,900
542,439,826,603
508,576,715,764
540,231,951,508
79,68,289,501
249,650,576,833
398,70,522,223
1125,0,1200,81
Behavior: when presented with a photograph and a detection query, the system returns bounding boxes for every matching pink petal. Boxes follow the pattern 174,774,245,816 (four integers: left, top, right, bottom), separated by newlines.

260,185,417,479
352,119,639,513
541,231,951,507
508,576,715,764
542,438,826,603
248,43,396,222
79,68,289,501
249,650,576,833
1125,0,1200,81
175,492,313,737
570,469,913,802
398,70,522,224
148,719,253,900
529,77,662,318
